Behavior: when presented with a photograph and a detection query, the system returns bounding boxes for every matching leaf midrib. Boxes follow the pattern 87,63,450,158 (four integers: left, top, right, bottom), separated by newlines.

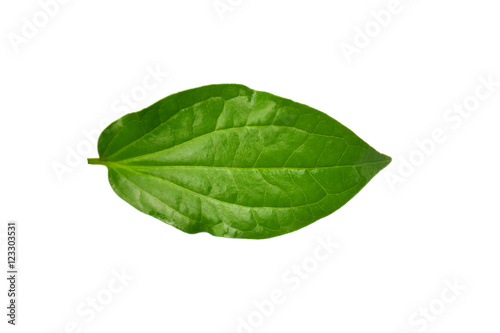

97,160,391,170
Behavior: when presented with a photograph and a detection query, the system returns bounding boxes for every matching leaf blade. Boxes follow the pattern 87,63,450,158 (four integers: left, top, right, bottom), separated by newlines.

91,84,391,239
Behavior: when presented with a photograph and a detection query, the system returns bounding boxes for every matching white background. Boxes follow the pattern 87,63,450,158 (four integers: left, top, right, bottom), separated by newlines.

1,0,499,332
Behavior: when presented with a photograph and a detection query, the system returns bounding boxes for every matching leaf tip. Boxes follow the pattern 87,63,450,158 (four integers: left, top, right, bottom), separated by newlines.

383,153,392,165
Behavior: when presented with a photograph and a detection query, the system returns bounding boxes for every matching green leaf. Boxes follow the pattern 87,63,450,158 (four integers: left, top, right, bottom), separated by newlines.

89,84,391,239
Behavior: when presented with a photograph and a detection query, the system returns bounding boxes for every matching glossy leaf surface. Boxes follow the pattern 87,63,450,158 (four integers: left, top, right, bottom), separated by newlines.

89,84,391,239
